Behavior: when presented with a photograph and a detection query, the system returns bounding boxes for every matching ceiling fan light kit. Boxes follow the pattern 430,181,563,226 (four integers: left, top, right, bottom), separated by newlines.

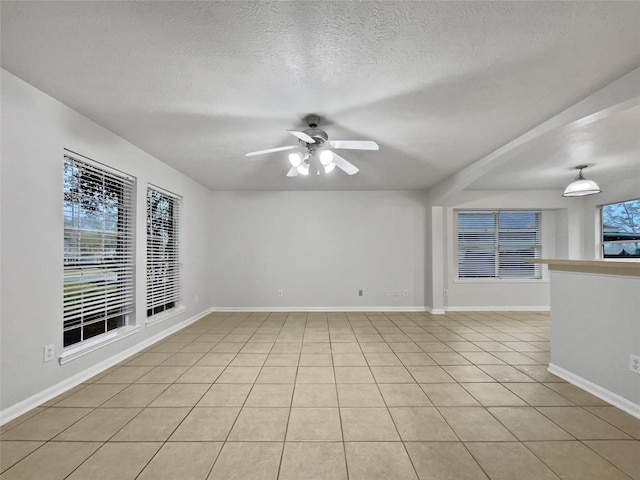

288,152,303,167
562,165,602,197
319,149,334,165
246,114,379,177
297,163,310,176
324,162,336,174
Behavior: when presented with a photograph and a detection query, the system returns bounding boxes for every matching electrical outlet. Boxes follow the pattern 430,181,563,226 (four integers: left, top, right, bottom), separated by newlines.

44,344,55,362
277,289,283,297
403,289,408,296
444,289,448,296
630,354,640,375
358,290,363,296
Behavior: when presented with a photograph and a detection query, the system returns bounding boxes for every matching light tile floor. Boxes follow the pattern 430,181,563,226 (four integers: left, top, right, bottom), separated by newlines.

1,311,639,479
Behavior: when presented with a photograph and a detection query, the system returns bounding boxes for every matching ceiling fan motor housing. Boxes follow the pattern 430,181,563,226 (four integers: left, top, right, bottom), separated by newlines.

305,114,321,128
304,128,328,145
303,114,328,147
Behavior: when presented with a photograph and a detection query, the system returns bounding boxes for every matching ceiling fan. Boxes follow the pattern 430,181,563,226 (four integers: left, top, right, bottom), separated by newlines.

245,114,379,177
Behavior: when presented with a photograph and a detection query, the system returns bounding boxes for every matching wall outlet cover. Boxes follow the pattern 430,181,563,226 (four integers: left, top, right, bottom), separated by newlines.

44,344,55,362
630,354,640,375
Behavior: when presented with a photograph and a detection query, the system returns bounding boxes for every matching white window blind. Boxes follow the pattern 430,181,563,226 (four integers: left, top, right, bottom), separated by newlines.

63,154,135,347
458,211,541,279
147,186,181,317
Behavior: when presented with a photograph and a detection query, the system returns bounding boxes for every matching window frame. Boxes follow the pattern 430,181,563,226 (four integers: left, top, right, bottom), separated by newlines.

146,184,183,324
62,151,136,352
600,198,640,259
456,210,542,281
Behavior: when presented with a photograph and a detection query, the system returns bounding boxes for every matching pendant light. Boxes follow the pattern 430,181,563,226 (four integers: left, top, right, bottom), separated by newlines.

562,165,601,197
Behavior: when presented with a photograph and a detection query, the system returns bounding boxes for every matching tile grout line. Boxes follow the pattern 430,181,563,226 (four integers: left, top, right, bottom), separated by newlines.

377,311,424,480
274,311,305,480
518,439,632,480
400,312,497,480
3,311,638,480
135,314,248,480
194,313,265,480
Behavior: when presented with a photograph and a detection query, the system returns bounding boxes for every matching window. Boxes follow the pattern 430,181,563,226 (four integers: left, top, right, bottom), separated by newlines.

63,153,135,347
601,198,640,258
457,211,541,279
147,186,181,317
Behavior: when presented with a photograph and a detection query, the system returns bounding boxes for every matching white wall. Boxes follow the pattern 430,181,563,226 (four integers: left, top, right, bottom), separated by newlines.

0,70,212,414
424,206,444,313
436,189,585,310
423,207,434,310
549,269,640,416
209,190,426,310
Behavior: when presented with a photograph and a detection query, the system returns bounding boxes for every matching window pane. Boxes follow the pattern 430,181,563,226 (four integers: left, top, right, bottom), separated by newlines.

498,211,538,229
458,213,497,278
602,198,640,258
498,211,541,279
499,248,541,278
602,199,640,241
458,248,496,277
147,187,181,316
63,155,135,347
458,213,495,228
64,328,81,347
458,211,541,279
458,213,495,244
603,242,640,258
602,199,640,240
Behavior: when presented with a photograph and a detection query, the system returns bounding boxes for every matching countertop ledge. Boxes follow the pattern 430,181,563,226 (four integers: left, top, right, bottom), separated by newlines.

526,259,640,276
525,258,640,269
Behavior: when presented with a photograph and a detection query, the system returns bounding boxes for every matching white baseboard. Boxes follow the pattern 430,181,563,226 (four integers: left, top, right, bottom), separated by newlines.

548,363,640,419
212,306,550,314
444,306,550,312
211,306,430,313
0,307,213,426
426,307,446,314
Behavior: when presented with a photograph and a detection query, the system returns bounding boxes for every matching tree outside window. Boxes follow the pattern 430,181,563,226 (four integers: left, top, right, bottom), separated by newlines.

602,199,640,258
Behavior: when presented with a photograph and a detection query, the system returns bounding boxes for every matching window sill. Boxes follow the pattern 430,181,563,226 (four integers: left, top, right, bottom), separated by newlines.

454,279,549,284
59,326,140,365
599,258,640,262
145,305,186,328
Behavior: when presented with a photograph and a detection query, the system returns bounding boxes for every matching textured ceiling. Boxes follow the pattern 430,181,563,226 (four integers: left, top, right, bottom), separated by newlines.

2,1,639,191
468,105,640,191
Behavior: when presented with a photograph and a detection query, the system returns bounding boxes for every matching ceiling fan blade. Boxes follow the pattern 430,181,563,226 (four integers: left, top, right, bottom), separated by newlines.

328,140,379,150
332,152,359,175
245,145,298,157
287,130,316,144
286,166,299,177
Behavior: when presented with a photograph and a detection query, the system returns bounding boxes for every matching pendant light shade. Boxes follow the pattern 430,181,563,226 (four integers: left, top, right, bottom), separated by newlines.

562,165,601,197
